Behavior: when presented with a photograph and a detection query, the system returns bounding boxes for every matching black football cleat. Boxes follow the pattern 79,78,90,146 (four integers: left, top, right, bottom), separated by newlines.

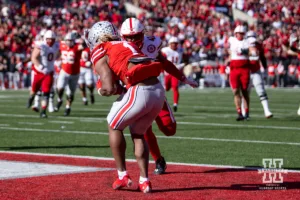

173,105,177,112
154,156,167,175
40,110,47,118
236,114,244,121
83,101,88,106
90,94,95,104
64,108,71,116
54,101,63,112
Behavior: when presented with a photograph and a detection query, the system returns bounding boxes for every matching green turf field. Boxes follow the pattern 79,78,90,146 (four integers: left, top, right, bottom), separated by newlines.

0,88,299,169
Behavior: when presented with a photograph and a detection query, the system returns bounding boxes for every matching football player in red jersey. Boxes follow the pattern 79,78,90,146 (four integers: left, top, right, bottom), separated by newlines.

78,44,95,105
120,17,198,175
55,32,83,116
85,21,166,193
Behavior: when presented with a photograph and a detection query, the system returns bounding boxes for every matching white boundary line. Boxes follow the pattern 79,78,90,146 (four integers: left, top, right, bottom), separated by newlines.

0,151,299,173
1,113,300,131
18,122,44,126
0,126,300,146
49,121,74,124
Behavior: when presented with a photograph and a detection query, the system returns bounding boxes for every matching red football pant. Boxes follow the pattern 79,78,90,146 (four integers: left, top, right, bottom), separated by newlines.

31,71,54,93
229,67,250,90
164,74,179,104
144,99,176,161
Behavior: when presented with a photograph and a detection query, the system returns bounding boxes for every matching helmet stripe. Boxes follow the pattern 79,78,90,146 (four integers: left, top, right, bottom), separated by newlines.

129,18,133,32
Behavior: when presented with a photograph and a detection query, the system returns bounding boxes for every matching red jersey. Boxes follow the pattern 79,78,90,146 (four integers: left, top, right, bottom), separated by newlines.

80,48,91,68
60,43,82,75
91,41,144,83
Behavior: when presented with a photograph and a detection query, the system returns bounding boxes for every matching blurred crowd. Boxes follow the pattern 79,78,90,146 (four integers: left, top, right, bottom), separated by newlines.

0,0,299,90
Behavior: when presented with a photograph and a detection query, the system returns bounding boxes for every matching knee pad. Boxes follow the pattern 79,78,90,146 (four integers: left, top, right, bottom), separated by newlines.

259,93,268,101
67,94,74,102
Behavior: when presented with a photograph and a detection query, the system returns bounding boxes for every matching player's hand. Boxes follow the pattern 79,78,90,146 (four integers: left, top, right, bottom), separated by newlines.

37,64,48,74
183,77,199,88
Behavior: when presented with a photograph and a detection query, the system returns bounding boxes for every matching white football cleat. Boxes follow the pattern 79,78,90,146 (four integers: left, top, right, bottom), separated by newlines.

265,111,273,119
48,104,55,113
297,108,300,116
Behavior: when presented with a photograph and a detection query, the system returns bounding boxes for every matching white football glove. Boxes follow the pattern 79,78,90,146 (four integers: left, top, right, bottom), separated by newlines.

183,77,199,88
37,64,48,74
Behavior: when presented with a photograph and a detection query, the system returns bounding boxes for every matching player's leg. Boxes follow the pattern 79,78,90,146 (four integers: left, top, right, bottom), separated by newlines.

230,68,244,120
240,68,251,120
171,76,179,112
40,73,54,118
55,70,68,112
155,98,176,136
64,74,79,116
27,71,42,109
252,72,273,118
144,126,166,175
78,68,88,105
85,68,95,104
107,84,164,193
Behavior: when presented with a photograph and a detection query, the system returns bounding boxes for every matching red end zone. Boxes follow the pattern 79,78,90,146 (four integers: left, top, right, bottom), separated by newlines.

0,152,299,200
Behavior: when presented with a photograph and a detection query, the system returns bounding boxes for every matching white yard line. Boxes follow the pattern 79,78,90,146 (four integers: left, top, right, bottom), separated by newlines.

1,113,300,131
0,151,299,173
18,122,44,126
49,121,74,124
0,124,10,126
0,126,299,146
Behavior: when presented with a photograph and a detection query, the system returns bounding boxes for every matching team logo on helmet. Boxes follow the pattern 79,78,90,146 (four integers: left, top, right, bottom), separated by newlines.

147,44,156,53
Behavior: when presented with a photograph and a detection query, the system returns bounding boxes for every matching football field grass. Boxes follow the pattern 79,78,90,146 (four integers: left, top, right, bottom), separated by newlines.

0,88,300,169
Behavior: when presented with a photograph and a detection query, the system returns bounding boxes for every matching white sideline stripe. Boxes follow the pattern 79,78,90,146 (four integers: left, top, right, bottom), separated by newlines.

0,151,299,173
0,160,113,180
0,124,10,127
177,121,300,131
1,113,300,131
49,121,74,124
18,122,44,125
0,126,300,146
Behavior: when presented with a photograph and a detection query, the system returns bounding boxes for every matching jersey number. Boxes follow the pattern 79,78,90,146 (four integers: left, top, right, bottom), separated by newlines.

62,51,75,64
171,56,178,63
47,53,54,61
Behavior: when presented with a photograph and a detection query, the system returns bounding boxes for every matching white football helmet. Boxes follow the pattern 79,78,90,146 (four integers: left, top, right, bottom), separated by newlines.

168,36,179,44
44,30,56,40
120,18,145,36
44,30,56,46
84,21,119,51
234,25,246,34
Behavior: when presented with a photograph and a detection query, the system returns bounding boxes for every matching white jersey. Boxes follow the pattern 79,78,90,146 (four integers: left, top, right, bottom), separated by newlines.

35,41,60,72
161,46,182,66
228,36,249,61
141,35,163,59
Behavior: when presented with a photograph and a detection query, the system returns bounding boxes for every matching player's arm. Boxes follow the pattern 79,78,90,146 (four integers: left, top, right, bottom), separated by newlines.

93,56,116,96
31,47,42,67
157,52,185,81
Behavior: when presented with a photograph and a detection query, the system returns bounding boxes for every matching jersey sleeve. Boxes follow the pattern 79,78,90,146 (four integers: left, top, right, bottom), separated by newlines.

91,44,107,66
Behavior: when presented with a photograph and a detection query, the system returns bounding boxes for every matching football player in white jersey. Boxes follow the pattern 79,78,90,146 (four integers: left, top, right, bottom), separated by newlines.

27,30,60,118
161,37,185,112
120,18,198,175
31,29,57,113
227,25,251,121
